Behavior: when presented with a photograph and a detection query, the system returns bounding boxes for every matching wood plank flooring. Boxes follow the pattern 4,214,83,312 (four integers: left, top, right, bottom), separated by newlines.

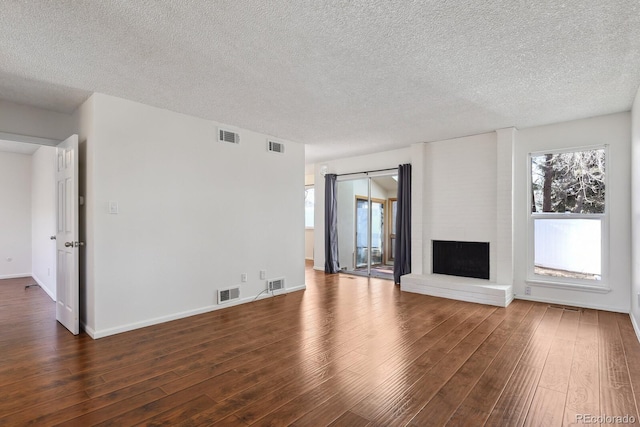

1,265,639,426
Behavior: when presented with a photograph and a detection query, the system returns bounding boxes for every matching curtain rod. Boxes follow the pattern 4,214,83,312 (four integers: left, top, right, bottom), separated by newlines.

336,167,398,177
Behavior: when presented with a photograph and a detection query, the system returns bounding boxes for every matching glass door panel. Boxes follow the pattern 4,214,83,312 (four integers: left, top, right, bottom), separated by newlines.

355,198,369,268
337,178,369,274
370,200,384,266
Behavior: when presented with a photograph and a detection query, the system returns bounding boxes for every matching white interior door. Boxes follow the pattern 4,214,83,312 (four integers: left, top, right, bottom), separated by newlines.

55,134,79,335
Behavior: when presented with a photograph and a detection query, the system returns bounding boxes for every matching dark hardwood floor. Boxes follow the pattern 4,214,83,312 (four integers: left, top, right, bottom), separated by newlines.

1,264,639,426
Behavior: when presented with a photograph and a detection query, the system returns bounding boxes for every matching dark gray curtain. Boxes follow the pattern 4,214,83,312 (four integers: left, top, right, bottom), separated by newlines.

324,174,340,273
394,164,411,284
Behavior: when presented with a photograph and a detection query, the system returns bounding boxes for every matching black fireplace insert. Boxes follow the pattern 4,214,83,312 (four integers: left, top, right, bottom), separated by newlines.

433,240,489,280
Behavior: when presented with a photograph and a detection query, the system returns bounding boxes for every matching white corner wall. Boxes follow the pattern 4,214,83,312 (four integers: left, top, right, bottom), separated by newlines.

631,88,640,337
313,148,411,270
86,94,305,337
31,145,57,299
514,112,631,313
0,152,32,278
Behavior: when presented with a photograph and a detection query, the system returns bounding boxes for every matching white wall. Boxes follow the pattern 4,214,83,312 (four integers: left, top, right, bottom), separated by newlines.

31,145,57,299
514,113,631,312
84,93,305,337
0,99,74,141
631,88,640,335
313,148,411,270
0,152,32,278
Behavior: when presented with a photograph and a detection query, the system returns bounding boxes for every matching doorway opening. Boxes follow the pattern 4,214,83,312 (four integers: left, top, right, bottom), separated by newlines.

0,132,80,335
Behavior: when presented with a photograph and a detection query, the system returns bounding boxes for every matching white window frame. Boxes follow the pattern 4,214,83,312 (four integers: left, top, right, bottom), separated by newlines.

526,144,610,293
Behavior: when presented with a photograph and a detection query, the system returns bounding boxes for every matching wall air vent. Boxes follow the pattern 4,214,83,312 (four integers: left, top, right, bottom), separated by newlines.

267,278,285,292
267,140,285,154
219,128,240,144
218,287,240,304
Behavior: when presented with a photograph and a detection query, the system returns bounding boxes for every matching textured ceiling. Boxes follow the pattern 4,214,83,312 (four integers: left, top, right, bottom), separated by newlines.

1,1,640,164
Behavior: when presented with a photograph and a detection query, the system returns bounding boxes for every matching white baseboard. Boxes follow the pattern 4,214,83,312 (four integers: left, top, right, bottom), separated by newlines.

630,312,640,343
400,273,513,307
90,284,307,339
313,265,324,271
0,273,32,280
514,294,628,313
32,274,56,302
81,321,96,339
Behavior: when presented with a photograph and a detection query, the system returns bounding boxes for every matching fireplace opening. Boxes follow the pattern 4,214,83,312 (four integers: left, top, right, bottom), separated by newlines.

433,240,489,280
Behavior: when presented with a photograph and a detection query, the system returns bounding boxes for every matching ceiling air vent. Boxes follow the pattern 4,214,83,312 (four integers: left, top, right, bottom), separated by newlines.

218,287,240,304
267,278,285,292
219,128,239,144
267,140,285,154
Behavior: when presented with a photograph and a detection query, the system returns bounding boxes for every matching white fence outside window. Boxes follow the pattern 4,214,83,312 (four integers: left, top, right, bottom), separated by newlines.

534,218,601,275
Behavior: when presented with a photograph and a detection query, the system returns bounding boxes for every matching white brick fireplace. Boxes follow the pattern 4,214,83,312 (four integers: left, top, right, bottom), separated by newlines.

401,129,515,307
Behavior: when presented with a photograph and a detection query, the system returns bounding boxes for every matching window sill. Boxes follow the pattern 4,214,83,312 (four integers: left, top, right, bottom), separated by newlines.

526,278,611,294
305,227,314,230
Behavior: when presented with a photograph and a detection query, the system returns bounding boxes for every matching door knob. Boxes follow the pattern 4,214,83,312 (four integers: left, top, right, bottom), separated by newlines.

50,236,56,240
64,242,73,247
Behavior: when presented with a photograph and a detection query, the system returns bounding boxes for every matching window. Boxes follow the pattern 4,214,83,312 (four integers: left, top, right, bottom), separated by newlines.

305,186,314,228
529,147,607,289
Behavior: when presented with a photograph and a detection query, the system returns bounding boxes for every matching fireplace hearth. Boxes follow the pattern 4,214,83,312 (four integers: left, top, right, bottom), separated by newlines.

433,240,489,280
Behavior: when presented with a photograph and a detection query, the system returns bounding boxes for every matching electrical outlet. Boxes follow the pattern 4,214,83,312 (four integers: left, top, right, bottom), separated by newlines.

525,286,531,296
6,257,12,262
260,270,266,280
241,273,248,282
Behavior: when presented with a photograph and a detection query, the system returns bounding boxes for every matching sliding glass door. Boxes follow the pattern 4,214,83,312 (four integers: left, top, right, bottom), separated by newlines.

336,172,397,279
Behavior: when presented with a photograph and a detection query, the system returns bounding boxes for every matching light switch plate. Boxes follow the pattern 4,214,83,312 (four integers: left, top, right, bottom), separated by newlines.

109,201,119,214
